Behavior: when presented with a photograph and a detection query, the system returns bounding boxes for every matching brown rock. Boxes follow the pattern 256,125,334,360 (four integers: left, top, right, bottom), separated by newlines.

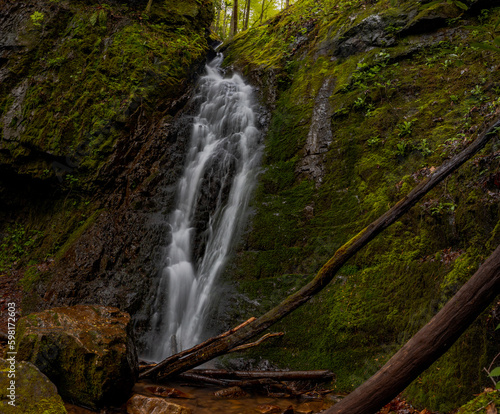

257,404,282,414
127,394,191,414
16,305,138,409
214,386,248,398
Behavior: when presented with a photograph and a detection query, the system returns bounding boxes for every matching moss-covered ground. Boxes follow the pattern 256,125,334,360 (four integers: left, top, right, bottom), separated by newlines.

222,0,500,411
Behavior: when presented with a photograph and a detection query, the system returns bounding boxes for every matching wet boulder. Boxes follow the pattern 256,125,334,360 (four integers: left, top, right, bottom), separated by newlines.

0,358,67,413
16,305,138,409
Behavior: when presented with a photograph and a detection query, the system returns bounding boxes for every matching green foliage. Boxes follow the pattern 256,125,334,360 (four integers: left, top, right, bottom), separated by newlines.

397,120,413,137
469,11,500,53
0,224,42,273
30,11,45,27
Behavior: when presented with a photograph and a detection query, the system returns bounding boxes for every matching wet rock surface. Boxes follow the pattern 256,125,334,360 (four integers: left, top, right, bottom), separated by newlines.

16,305,138,409
297,77,336,186
127,394,192,414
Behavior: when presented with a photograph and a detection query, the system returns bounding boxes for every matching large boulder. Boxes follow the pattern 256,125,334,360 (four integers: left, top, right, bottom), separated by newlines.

16,305,138,409
0,358,67,413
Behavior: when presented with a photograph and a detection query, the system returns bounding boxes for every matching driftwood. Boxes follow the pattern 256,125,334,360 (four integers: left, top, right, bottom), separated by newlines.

325,243,500,414
228,332,284,353
177,370,333,398
189,369,335,381
142,117,500,381
178,372,230,387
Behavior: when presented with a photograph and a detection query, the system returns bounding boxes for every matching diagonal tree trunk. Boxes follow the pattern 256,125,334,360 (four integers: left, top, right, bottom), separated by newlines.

141,117,500,381
325,243,500,414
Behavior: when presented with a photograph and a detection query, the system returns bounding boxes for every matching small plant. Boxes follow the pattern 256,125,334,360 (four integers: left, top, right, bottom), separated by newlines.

397,120,413,137
353,96,366,109
367,135,381,146
364,103,375,117
396,141,409,156
441,59,453,69
417,139,432,156
450,94,459,104
430,202,456,216
30,11,45,27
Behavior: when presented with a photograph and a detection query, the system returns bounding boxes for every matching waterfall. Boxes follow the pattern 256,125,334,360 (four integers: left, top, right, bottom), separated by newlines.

145,54,261,362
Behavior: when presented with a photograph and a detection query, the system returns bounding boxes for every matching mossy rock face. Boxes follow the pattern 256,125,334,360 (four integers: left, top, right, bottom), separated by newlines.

0,0,213,189
0,358,67,414
16,305,138,409
222,0,500,411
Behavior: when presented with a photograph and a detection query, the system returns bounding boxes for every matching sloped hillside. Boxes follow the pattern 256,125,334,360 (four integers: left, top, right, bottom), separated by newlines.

220,0,500,410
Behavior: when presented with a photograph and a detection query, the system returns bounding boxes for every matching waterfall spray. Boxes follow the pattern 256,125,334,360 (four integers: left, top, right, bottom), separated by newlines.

145,55,261,362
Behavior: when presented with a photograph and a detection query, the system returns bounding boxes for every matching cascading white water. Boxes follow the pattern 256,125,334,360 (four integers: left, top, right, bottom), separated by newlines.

146,54,261,362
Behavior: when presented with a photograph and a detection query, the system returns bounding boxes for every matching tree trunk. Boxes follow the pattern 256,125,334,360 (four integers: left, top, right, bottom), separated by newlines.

190,369,335,381
259,0,265,24
286,0,289,8
231,0,238,37
142,117,500,381
215,1,222,34
244,0,251,30
221,2,228,39
243,0,250,30
325,243,500,414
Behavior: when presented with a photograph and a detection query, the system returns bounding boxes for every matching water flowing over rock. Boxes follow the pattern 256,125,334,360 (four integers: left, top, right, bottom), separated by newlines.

144,54,262,361
16,305,138,410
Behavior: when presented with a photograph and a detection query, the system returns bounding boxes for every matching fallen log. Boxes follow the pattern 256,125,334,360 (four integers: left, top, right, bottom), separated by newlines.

140,317,255,378
324,243,500,414
142,117,500,381
189,369,335,381
178,372,230,387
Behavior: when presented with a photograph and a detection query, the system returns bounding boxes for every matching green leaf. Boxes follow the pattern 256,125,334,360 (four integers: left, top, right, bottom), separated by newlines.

490,367,500,377
496,323,500,331
497,382,500,390
454,1,468,10
494,17,500,31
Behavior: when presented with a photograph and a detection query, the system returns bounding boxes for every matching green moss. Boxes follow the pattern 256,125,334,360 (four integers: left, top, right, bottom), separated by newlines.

458,390,500,413
0,0,212,187
223,1,500,410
